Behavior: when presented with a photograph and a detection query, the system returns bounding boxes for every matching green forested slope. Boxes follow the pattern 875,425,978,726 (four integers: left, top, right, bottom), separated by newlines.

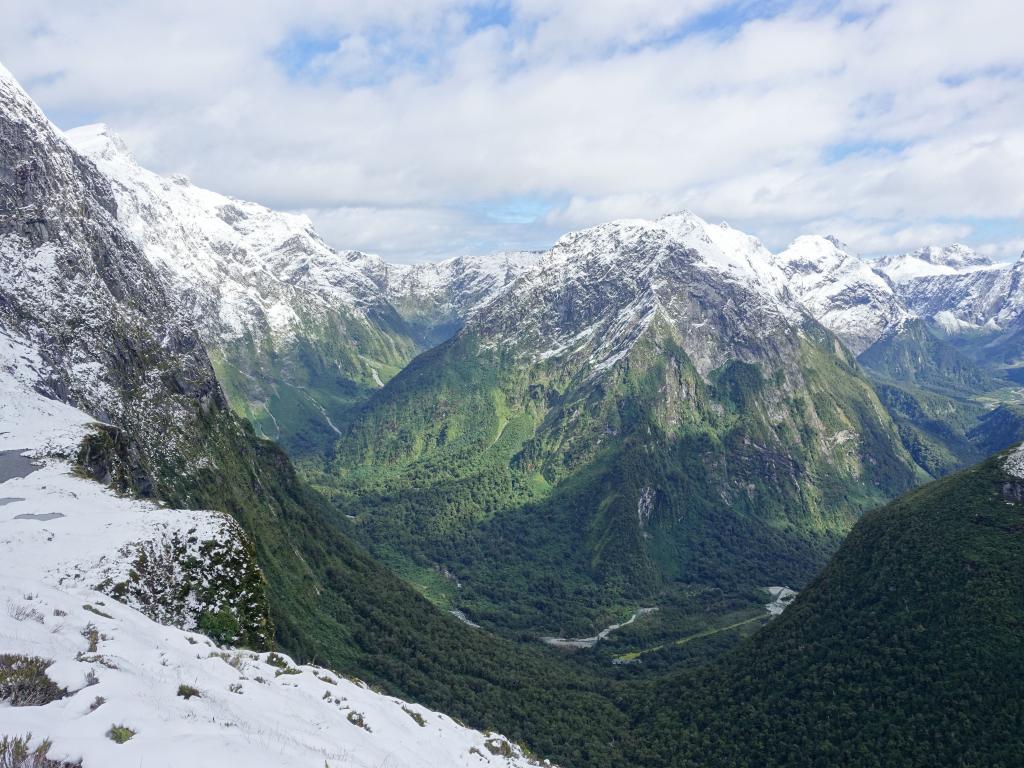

627,446,1024,767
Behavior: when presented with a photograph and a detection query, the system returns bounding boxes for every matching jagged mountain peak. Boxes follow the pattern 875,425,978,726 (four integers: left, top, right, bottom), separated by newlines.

545,211,789,304
463,213,816,380
912,243,992,269
775,234,857,269
875,243,999,283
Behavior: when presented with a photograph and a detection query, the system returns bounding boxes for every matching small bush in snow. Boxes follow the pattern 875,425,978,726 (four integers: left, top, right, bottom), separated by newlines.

176,684,201,700
0,734,82,767
402,707,427,727
81,624,98,653
7,602,45,624
105,725,135,744
0,655,67,706
346,711,370,731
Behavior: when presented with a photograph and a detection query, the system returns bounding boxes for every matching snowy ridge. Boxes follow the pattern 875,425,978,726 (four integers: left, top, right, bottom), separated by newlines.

467,211,808,377
773,235,908,354
64,123,394,345
347,249,545,345
875,244,998,283
355,250,544,306
879,250,1023,335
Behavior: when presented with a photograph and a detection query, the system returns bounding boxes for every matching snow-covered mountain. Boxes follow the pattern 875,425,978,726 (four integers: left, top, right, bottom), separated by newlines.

334,210,921,626
64,124,397,341
64,123,418,452
0,63,229,489
771,235,908,354
874,244,1023,339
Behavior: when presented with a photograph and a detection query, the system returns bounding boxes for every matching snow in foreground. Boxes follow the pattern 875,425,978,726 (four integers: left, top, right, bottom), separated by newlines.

0,580,542,768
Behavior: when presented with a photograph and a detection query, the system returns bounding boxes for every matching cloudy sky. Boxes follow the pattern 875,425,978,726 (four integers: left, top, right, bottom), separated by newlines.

2,0,1022,262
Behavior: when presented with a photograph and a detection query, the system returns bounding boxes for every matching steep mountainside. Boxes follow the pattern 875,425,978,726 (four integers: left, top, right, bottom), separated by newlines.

766,238,1022,478
629,443,1024,767
349,250,544,347
65,124,419,455
771,235,907,355
323,212,922,635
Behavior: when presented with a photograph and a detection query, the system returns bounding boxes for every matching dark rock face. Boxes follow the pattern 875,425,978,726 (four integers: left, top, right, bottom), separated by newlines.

1001,480,1024,503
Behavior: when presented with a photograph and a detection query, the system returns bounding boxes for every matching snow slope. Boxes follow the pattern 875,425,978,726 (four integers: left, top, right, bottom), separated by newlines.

0,330,268,641
0,584,545,768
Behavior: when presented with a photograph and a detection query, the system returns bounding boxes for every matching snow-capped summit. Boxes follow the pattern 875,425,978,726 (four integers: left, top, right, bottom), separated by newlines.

875,244,998,283
772,235,908,354
545,211,792,308
468,211,809,378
